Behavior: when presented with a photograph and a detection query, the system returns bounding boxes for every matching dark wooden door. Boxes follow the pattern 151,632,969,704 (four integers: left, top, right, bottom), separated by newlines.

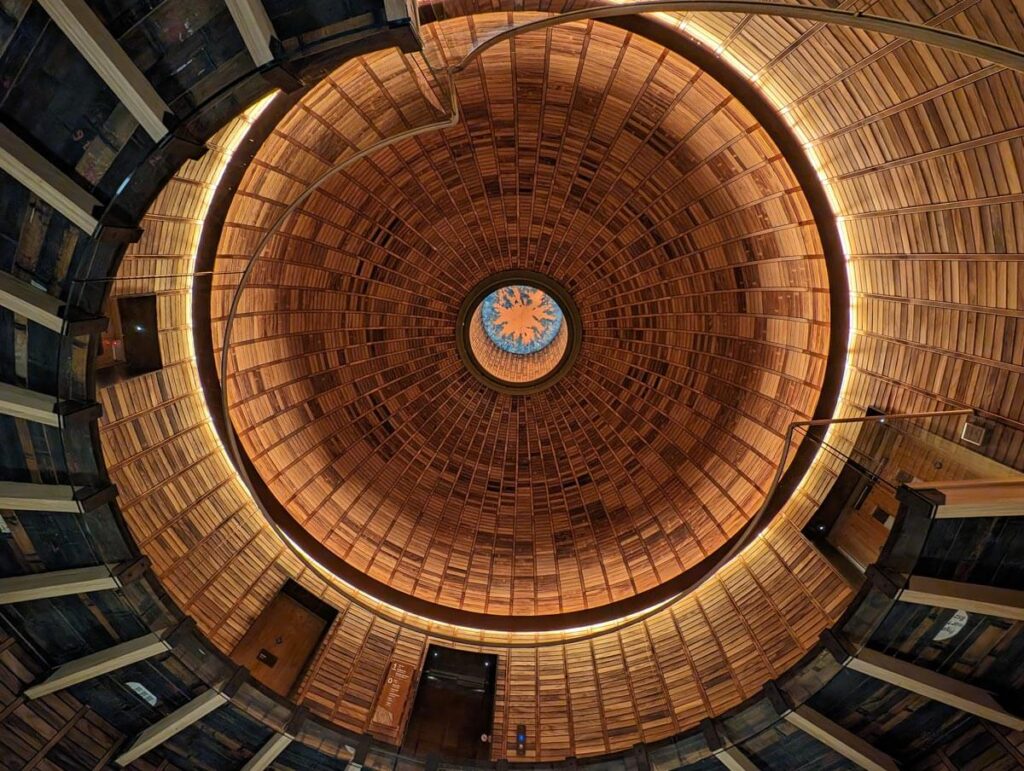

231,593,328,696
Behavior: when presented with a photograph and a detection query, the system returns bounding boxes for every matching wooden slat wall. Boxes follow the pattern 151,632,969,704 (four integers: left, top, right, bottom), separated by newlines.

95,0,1024,760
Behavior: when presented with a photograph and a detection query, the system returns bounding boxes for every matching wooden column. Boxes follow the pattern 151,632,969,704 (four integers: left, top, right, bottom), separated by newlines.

35,0,169,141
0,482,116,513
24,632,171,698
224,0,276,67
114,688,228,765
898,576,1024,621
0,125,100,234
849,649,1024,730
0,271,106,336
785,705,898,771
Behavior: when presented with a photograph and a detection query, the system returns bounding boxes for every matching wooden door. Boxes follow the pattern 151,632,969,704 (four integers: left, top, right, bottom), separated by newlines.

231,593,328,696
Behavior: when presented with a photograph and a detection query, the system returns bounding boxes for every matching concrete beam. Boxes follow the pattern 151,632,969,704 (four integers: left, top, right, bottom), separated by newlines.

849,648,1024,730
785,705,898,771
24,631,171,698
36,0,170,141
0,481,116,513
0,124,100,234
225,0,276,67
713,746,760,771
0,271,106,335
0,566,119,604
115,688,228,766
898,576,1024,621
240,732,293,771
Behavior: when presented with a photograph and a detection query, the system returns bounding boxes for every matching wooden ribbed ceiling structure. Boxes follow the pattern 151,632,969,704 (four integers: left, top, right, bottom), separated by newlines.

82,0,1024,760
211,16,836,622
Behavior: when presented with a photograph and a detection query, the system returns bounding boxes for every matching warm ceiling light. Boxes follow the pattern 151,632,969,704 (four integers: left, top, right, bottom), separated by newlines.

457,271,581,395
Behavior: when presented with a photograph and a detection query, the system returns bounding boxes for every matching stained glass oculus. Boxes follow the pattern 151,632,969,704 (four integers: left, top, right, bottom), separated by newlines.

480,285,564,355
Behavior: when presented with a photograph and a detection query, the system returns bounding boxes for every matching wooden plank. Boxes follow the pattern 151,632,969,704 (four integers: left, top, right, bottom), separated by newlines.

714,746,760,771
0,383,60,427
114,689,228,766
36,0,169,141
899,577,1024,621
239,732,291,771
24,633,171,698
849,649,1024,731
786,705,898,771
0,567,120,604
0,125,100,234
224,0,276,67
0,272,73,334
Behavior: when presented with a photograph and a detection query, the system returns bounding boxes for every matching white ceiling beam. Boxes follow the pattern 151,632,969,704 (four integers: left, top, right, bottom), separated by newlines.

0,566,120,604
36,0,170,141
24,631,171,698
0,383,61,426
898,576,1024,621
713,745,760,771
0,271,66,333
0,271,106,335
224,0,276,67
115,688,229,766
241,732,293,771
849,648,1024,730
0,482,84,513
785,705,898,771
924,480,1024,519
0,124,100,234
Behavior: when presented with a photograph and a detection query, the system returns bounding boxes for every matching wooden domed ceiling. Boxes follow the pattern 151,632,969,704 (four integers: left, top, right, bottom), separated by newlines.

210,15,839,623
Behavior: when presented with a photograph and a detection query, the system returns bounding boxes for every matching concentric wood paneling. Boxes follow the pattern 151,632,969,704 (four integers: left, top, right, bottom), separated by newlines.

96,0,1024,760
212,15,833,620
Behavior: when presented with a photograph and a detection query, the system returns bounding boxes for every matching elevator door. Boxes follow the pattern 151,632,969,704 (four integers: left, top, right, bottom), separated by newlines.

402,645,497,759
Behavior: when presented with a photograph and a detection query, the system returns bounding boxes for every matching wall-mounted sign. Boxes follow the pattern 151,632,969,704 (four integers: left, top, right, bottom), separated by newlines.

370,660,416,732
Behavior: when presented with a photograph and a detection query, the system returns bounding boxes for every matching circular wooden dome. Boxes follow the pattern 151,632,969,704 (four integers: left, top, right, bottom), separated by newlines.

212,17,838,623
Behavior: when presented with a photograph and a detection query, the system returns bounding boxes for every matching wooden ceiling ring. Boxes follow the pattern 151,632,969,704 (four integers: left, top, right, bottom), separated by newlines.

455,270,583,395
191,14,848,631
